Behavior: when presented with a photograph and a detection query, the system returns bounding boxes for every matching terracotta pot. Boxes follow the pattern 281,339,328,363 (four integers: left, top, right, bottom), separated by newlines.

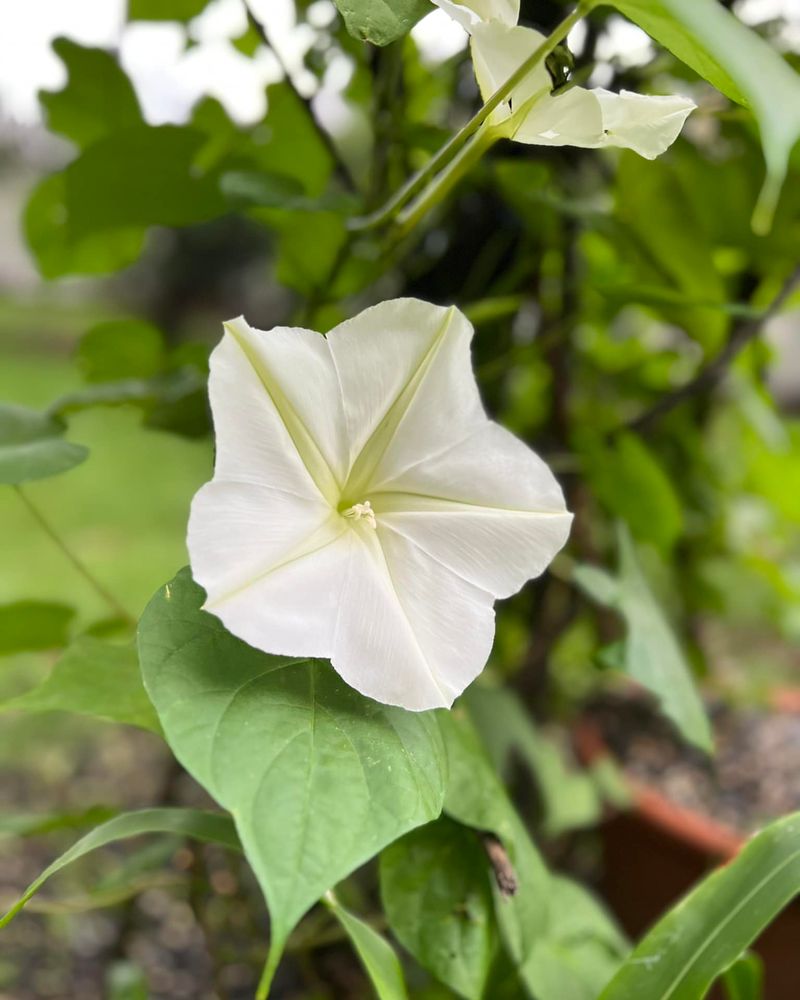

574,712,800,1000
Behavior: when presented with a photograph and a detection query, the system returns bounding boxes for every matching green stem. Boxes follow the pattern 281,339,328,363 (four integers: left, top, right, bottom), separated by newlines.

255,933,285,1000
14,485,134,626
394,124,498,237
348,0,593,233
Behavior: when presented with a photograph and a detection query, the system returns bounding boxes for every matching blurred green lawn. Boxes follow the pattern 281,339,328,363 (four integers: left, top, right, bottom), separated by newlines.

0,298,212,625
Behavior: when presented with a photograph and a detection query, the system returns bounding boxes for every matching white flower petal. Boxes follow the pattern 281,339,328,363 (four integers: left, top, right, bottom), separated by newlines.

512,84,604,147
594,88,696,159
332,525,495,711
373,422,572,598
206,327,321,501
191,483,350,658
218,317,348,503
327,299,485,497
431,0,519,29
188,479,328,603
469,22,552,125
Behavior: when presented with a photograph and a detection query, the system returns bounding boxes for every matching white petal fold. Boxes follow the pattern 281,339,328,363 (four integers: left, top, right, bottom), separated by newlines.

218,317,348,503
592,89,696,159
373,422,573,598
191,482,349,658
332,525,495,710
468,22,693,157
470,23,551,126
327,298,485,497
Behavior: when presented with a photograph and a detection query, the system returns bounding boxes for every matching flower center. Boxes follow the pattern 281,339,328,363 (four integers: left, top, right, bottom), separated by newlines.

342,500,377,530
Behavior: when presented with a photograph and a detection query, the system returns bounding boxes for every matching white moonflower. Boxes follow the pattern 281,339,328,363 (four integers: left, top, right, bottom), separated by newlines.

188,299,571,712
433,4,696,159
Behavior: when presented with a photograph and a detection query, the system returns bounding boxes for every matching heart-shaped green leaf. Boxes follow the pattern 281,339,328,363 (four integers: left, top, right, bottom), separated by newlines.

137,568,447,985
0,404,88,484
4,638,160,733
380,816,497,1000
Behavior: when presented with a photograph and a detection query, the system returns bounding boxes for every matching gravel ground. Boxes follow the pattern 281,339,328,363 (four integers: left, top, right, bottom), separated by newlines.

588,694,800,834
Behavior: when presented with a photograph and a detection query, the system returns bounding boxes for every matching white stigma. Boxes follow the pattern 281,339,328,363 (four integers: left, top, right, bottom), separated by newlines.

343,500,377,529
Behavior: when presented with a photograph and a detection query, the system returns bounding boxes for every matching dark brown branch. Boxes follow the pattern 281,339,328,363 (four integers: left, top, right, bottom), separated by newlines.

623,264,800,435
243,2,357,193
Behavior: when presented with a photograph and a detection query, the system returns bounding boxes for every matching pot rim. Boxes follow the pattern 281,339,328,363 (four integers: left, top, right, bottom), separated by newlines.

574,716,744,859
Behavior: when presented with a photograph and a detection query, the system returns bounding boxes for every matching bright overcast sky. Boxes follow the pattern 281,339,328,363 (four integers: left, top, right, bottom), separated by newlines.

0,0,796,128
0,0,468,128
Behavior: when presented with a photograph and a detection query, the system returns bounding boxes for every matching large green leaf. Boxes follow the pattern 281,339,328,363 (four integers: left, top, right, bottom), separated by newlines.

380,817,497,1000
64,126,227,236
0,808,239,928
0,404,88,484
600,811,800,1000
464,686,603,837
191,86,334,199
24,173,145,280
573,524,712,751
3,638,160,733
441,712,626,999
40,38,141,148
324,891,410,1000
522,876,628,1000
137,569,447,983
0,601,75,654
603,0,800,230
76,319,166,383
440,710,549,964
333,0,433,46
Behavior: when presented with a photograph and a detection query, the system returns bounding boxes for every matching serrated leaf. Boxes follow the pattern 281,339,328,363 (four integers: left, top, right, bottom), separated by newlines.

600,811,800,1000
137,569,447,982
380,817,497,1000
0,404,88,484
40,38,141,148
324,892,409,1000
3,637,160,733
604,0,800,230
573,525,712,751
0,601,75,654
334,0,433,46
0,808,239,928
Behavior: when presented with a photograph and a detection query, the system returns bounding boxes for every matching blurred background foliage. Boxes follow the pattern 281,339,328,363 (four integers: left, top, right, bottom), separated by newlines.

0,0,799,997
